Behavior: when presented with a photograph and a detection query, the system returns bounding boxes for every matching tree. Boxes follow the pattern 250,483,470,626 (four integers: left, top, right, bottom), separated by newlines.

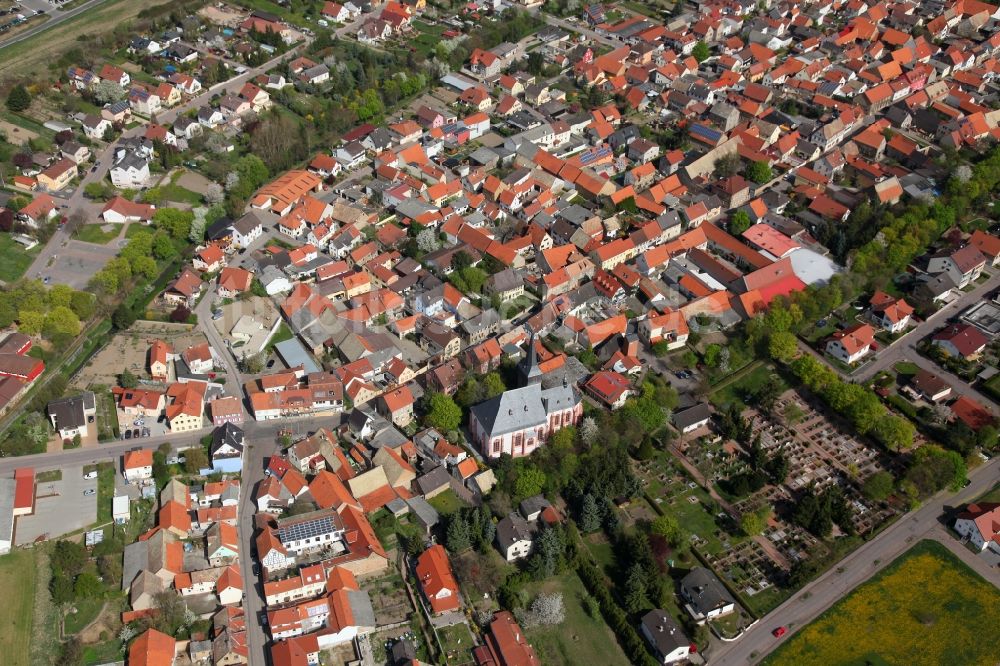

152,233,177,260
204,183,224,205
70,291,95,321
692,41,710,63
91,81,125,104
861,471,894,502
425,392,462,432
183,447,208,474
579,417,599,446
482,372,506,399
445,514,472,552
56,637,82,666
513,466,546,500
6,84,30,112
153,209,193,240
112,303,137,330
650,513,684,547
623,563,649,614
529,593,565,625
52,540,87,578
169,304,191,323
151,590,188,637
634,437,655,460
747,160,773,183
728,209,752,236
768,330,798,363
713,152,739,178
416,228,439,253
74,572,104,599
874,414,915,451
739,505,772,536
242,352,266,374
579,493,601,532
49,574,74,604
43,306,81,344
18,309,44,335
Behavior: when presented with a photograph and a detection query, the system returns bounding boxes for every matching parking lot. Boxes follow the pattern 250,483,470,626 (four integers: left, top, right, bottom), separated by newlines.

15,465,97,544
36,239,117,290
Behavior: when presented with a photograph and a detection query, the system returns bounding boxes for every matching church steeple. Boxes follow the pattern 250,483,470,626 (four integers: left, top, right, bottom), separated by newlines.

518,328,544,386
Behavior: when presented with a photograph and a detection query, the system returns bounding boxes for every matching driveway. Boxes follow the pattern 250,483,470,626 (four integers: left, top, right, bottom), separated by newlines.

15,465,97,544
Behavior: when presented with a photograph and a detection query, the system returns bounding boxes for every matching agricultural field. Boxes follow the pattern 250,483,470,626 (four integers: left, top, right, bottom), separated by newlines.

0,549,38,666
764,540,1000,665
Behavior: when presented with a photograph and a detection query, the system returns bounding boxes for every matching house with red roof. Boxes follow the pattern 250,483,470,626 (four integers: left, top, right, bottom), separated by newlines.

826,323,876,365
932,323,989,360
128,628,176,666
928,245,987,288
473,611,541,666
955,502,1000,553
101,196,155,224
377,386,415,428
124,449,154,482
582,370,633,410
951,395,996,431
415,544,461,614
970,230,1000,266
868,291,914,334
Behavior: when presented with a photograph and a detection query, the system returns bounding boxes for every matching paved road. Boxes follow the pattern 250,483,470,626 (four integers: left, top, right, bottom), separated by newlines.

710,456,1000,665
852,271,1000,385
194,292,247,411
0,0,111,50
0,412,340,475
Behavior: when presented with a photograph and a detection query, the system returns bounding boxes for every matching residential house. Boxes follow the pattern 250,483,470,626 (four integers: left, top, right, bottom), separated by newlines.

826,323,876,365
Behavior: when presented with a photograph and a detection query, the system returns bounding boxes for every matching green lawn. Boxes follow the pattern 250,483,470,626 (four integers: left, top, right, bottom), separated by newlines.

82,639,122,666
893,361,919,376
709,361,779,410
428,489,467,516
152,183,203,206
523,572,630,666
0,549,37,666
63,597,104,635
75,224,120,245
95,462,115,525
0,232,41,282
267,322,295,352
764,540,1000,665
436,622,475,665
125,223,154,239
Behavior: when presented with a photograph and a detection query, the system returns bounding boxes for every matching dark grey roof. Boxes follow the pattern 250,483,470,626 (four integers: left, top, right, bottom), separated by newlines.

211,422,244,459
415,465,452,496
405,496,440,529
347,589,376,627
519,494,551,518
680,567,736,617
47,391,95,431
673,403,712,430
496,513,532,547
641,609,690,659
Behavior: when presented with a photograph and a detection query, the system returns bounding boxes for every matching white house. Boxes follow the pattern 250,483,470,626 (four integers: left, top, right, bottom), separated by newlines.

495,514,533,562
231,211,266,249
927,245,987,288
680,567,736,623
109,154,151,188
955,503,1000,554
672,403,712,435
825,323,875,365
641,610,692,664
123,450,154,483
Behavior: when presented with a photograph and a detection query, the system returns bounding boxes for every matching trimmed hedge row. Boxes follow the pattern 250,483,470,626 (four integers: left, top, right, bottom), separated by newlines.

577,558,660,666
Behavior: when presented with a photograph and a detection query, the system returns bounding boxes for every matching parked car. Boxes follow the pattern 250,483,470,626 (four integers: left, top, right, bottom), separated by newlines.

83,489,95,496
772,627,787,638
83,471,97,480
132,429,140,438
124,430,132,439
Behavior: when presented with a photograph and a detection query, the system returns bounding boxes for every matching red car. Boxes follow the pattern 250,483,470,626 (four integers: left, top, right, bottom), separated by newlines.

772,626,788,638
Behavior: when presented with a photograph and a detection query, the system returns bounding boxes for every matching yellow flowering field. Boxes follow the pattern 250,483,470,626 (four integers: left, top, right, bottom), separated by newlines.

764,540,1000,665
